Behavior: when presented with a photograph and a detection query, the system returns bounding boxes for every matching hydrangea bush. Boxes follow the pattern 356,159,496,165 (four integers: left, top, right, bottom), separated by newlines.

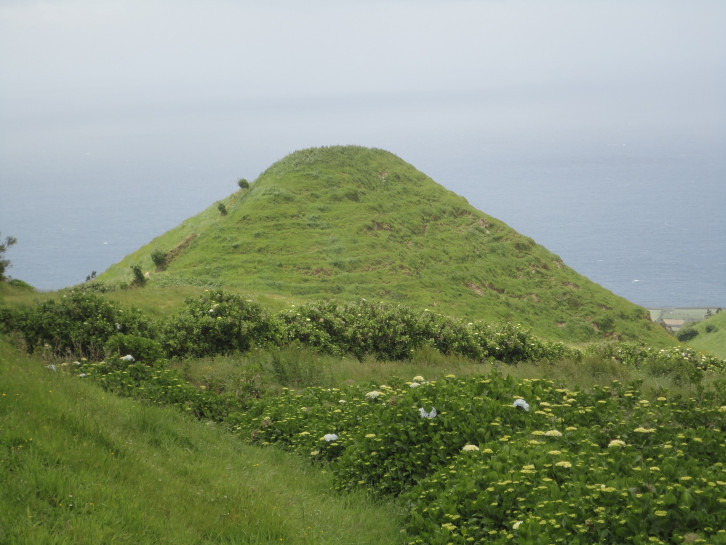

3,291,724,379
235,373,726,544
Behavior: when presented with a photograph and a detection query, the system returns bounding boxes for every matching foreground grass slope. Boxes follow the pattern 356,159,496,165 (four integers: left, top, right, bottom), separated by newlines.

97,146,669,346
0,340,403,545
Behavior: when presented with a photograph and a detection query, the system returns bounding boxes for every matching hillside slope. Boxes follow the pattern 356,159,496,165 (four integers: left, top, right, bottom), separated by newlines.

0,339,402,544
99,146,669,344
687,310,726,359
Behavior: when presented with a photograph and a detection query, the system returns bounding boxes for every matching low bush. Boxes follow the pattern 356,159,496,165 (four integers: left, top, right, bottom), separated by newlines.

0,291,153,359
151,249,167,268
104,333,164,364
586,343,724,377
75,357,233,421
7,278,34,290
160,289,283,358
676,326,699,342
131,264,146,286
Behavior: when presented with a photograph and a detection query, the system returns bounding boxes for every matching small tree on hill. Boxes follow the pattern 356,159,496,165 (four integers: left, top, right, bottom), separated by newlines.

130,264,146,286
151,249,167,269
0,233,17,282
237,178,249,190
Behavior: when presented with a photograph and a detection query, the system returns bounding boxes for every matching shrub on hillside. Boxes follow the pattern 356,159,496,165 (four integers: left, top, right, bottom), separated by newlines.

7,278,34,290
160,289,283,358
0,233,17,281
278,300,576,364
151,249,167,269
131,264,146,286
676,326,698,342
585,342,724,376
104,333,164,364
337,300,424,360
76,358,232,421
1,291,154,359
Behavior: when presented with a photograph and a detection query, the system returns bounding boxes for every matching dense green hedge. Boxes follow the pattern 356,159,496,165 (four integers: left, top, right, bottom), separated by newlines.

0,291,153,359
2,289,724,378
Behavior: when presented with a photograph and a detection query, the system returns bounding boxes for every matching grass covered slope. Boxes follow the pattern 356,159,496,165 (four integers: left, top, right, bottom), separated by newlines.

0,340,403,545
687,311,726,359
99,145,668,345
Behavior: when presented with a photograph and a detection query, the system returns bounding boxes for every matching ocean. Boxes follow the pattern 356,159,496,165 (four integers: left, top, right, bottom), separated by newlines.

1,119,724,309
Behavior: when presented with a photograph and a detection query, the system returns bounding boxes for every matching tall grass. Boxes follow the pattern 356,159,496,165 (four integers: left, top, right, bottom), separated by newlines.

170,342,717,403
0,340,404,544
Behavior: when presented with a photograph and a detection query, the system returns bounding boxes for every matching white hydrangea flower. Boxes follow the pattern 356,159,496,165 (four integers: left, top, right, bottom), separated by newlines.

121,354,135,362
513,398,529,411
365,390,381,400
409,381,420,388
419,407,437,419
323,433,338,442
413,375,425,383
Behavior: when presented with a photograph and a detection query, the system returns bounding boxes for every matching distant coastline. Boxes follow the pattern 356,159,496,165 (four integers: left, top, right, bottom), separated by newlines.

648,307,721,331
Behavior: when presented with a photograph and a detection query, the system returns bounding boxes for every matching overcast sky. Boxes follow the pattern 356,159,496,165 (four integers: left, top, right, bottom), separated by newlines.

3,1,724,134
1,0,725,299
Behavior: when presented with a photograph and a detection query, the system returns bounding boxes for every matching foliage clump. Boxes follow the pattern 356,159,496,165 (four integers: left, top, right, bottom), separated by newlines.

0,290,153,359
130,264,146,286
151,249,167,269
676,326,699,342
0,233,17,281
279,300,575,364
159,289,282,358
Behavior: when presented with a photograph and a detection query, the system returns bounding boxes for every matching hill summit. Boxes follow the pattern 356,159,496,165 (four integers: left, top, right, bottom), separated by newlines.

100,145,668,344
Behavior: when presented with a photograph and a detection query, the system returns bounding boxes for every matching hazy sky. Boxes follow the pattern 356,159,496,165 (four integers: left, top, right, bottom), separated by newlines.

3,1,725,125
1,0,725,299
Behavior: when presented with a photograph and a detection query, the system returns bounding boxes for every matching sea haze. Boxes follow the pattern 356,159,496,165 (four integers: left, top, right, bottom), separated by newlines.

438,138,726,309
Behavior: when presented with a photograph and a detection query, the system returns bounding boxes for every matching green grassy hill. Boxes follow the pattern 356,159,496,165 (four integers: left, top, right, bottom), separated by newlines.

98,145,669,345
687,310,726,359
0,340,403,545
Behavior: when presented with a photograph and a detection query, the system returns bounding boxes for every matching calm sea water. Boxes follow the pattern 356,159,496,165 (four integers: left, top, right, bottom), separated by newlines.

1,126,724,309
